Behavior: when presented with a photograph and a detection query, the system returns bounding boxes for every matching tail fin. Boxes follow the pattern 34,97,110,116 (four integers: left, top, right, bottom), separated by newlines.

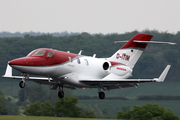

108,33,153,69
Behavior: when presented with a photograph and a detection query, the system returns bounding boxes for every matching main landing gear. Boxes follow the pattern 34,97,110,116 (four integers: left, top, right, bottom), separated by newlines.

98,86,105,99
99,92,105,99
58,85,64,98
19,80,25,88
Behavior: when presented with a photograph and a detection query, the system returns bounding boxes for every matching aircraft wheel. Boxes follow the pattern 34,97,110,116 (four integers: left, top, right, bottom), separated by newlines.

19,81,25,88
58,91,64,98
99,92,105,99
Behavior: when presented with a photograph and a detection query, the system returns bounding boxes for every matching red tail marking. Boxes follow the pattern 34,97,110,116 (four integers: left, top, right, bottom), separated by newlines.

120,33,153,49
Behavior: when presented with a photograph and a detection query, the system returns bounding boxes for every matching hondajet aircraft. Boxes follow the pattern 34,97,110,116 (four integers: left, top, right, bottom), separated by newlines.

2,33,175,99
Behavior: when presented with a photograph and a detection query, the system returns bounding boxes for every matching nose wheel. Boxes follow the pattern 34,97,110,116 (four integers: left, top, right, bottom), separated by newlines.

19,81,25,88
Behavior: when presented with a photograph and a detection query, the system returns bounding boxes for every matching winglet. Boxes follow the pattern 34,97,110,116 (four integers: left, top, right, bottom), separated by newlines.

78,50,83,55
3,62,12,77
153,65,171,82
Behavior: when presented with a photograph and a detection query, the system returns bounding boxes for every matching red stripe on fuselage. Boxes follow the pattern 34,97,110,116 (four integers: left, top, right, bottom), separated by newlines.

109,61,125,66
9,48,80,66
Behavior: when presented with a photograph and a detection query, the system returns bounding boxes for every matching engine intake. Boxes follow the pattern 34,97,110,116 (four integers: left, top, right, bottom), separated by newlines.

103,62,110,70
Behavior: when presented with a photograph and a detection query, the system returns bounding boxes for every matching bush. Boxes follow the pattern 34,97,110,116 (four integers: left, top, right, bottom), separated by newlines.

117,104,179,120
23,97,96,118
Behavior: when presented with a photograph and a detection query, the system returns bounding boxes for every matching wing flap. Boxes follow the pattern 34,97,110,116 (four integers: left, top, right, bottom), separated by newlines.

80,79,155,85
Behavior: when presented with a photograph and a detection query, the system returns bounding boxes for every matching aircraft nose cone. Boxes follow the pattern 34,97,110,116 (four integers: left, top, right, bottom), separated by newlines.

9,58,26,66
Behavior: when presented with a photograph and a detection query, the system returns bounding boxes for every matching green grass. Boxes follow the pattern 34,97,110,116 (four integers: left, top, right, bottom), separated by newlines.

0,116,113,120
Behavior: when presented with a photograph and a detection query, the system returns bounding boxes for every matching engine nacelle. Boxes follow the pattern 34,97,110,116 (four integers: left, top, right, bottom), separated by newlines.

109,65,132,76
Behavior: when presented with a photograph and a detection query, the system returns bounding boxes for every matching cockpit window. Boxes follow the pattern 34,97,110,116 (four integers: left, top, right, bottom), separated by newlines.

27,50,36,56
32,50,46,56
47,51,55,57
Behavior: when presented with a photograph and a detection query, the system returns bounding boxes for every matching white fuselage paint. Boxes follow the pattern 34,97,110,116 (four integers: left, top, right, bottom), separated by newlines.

11,56,118,87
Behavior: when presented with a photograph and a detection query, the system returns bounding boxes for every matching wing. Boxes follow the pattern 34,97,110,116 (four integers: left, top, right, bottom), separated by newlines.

80,65,171,89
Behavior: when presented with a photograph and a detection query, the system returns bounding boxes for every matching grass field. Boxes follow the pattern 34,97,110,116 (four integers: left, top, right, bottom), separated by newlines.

0,116,111,120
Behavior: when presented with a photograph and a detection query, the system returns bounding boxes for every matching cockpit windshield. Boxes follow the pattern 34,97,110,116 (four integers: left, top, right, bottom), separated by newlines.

32,50,46,56
27,50,36,56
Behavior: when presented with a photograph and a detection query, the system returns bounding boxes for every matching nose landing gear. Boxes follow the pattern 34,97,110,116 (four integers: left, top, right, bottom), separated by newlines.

19,73,28,88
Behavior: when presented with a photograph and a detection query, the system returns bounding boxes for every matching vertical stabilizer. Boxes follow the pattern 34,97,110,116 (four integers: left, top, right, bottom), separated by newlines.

108,33,153,69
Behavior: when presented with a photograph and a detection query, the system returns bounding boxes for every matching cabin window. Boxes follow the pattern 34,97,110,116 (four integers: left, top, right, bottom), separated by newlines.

47,51,55,57
68,56,72,62
77,58,81,64
84,59,89,66
32,50,46,56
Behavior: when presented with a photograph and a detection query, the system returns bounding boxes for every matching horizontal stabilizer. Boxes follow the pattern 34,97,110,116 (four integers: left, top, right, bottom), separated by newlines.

114,40,176,45
114,41,128,43
134,40,176,45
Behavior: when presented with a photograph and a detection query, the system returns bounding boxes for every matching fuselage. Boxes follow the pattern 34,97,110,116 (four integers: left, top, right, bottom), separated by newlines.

9,48,132,88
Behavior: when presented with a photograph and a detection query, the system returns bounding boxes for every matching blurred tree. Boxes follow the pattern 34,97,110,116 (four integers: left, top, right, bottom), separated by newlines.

26,84,49,103
23,101,41,116
81,110,96,118
24,100,54,116
41,100,54,116
55,97,81,117
0,89,8,115
117,104,179,120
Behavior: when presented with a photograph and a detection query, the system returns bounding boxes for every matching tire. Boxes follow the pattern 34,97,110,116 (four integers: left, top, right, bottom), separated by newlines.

99,92,105,99
58,91,64,98
19,81,25,88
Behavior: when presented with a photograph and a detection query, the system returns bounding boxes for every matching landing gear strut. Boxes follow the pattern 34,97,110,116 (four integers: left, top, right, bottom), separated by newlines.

58,85,64,98
19,73,28,88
